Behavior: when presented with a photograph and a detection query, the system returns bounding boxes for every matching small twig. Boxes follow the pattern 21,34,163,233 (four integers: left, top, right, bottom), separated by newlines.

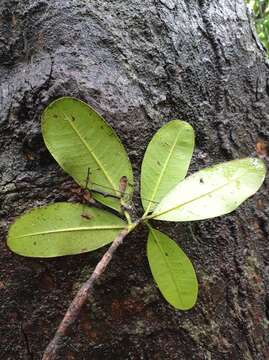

88,187,121,199
42,225,134,360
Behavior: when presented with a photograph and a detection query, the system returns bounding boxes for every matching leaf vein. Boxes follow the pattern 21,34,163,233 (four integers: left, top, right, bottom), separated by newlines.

152,171,250,219
145,131,181,215
150,228,185,308
16,225,125,239
64,112,117,193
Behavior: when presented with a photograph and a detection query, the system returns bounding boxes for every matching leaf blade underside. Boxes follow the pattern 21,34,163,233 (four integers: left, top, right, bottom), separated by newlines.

7,203,126,258
141,120,194,215
41,97,133,212
151,158,266,222
147,227,198,310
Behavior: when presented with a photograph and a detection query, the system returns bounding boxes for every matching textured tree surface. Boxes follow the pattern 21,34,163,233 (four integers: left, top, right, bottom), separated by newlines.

1,0,269,359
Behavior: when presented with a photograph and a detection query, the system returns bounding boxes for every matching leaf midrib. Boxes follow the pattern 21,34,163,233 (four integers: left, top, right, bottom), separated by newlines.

15,225,125,239
64,112,117,193
145,131,181,215
151,171,249,219
150,228,185,308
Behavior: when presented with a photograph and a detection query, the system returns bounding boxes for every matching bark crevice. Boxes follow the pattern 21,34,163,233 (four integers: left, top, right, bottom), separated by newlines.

1,1,269,359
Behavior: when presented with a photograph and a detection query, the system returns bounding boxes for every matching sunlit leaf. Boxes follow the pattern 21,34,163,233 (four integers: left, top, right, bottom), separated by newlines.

42,97,133,212
151,158,266,221
147,227,198,310
141,120,194,215
7,203,126,258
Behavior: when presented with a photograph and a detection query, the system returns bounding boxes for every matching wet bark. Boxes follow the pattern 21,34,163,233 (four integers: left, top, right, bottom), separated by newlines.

1,0,269,359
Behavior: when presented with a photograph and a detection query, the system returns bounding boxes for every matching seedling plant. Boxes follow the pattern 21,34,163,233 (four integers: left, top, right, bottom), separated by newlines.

7,97,266,359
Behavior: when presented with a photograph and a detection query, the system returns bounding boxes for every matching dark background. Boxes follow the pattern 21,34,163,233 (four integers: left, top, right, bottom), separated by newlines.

1,0,269,359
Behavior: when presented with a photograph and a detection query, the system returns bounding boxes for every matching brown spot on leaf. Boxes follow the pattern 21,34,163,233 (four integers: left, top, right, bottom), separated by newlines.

119,176,128,195
81,213,92,220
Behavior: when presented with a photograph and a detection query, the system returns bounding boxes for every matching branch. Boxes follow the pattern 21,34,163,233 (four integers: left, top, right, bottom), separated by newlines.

42,226,131,360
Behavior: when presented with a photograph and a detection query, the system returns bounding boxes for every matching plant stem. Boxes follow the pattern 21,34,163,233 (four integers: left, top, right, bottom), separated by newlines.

42,223,137,360
123,210,132,225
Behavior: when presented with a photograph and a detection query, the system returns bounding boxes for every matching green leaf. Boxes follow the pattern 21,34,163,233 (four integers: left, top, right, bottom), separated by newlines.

150,158,266,222
141,120,194,215
147,227,198,310
7,203,126,258
41,97,133,212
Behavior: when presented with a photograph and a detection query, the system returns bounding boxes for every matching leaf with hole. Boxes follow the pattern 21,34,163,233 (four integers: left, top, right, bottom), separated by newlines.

42,97,133,212
141,120,194,214
147,226,198,310
7,203,126,257
151,158,266,222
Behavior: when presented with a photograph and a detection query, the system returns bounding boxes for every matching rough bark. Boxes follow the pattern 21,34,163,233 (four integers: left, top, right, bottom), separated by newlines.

1,0,269,359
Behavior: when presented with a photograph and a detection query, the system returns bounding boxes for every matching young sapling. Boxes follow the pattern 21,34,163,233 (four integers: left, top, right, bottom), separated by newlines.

7,97,266,360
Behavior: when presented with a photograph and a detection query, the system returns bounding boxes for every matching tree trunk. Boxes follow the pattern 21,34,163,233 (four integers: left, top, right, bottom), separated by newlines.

1,0,269,359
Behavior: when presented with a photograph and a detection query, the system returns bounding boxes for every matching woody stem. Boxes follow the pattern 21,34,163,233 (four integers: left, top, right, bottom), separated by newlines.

42,222,138,360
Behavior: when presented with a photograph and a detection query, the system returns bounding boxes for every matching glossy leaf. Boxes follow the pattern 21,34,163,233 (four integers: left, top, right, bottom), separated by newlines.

147,227,198,310
7,203,126,258
42,97,133,212
151,158,266,222
141,120,194,214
